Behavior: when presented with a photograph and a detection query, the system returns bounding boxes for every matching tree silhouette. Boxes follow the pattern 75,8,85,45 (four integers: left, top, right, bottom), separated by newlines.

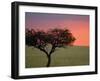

26,28,76,67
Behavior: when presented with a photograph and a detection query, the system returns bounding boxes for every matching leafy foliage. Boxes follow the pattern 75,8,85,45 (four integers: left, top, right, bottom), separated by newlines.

26,28,76,67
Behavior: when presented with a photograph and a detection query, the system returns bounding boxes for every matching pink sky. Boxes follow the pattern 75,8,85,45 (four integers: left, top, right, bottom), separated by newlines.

25,12,89,46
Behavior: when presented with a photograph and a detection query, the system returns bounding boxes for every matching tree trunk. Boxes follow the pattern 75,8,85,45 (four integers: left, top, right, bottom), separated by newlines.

46,46,55,67
46,55,51,67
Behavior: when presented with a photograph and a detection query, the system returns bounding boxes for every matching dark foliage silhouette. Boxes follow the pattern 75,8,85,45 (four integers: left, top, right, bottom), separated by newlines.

26,28,76,67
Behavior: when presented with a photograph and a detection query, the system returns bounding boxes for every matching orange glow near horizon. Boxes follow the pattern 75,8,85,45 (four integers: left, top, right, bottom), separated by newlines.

62,21,89,46
26,13,89,46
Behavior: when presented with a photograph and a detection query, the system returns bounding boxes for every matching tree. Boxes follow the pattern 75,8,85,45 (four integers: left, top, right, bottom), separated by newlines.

26,28,76,67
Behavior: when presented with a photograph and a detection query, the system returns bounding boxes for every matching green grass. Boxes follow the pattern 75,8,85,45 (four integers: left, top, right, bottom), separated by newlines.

25,46,89,68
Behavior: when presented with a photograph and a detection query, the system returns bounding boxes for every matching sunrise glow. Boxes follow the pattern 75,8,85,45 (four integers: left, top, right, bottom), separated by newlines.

25,12,89,46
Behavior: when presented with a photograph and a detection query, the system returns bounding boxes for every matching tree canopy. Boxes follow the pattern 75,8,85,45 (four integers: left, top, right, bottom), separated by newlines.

26,28,76,67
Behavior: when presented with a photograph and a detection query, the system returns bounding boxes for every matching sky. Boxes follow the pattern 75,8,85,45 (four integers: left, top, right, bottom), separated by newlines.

25,12,89,46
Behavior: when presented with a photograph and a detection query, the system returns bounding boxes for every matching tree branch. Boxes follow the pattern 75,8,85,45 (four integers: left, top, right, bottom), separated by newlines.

34,46,48,56
49,45,56,55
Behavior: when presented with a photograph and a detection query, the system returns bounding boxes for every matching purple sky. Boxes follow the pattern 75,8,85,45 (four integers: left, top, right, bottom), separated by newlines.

25,12,89,46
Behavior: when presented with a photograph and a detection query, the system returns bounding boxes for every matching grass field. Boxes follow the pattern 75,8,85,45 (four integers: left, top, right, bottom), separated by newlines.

25,46,89,68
